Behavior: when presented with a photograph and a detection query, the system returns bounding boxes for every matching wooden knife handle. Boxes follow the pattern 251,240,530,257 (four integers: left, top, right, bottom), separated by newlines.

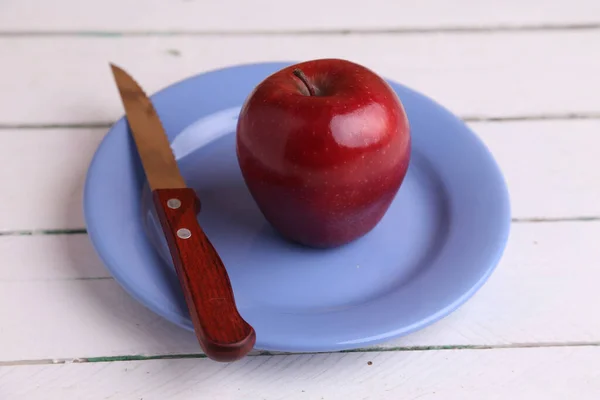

152,188,256,362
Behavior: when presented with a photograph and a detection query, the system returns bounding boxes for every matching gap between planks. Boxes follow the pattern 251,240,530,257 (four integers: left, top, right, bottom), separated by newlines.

1,113,600,131
2,341,600,367
1,23,600,37
1,217,599,238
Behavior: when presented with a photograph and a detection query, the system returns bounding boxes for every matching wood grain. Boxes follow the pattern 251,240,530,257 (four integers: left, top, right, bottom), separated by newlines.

1,220,599,361
153,188,255,361
1,347,599,399
1,0,599,32
0,31,599,125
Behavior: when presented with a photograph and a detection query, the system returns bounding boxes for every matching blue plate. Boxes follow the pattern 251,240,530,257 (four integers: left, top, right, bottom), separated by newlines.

84,62,510,352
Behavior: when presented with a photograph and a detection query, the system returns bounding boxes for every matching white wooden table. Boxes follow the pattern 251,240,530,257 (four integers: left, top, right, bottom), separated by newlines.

2,1,600,398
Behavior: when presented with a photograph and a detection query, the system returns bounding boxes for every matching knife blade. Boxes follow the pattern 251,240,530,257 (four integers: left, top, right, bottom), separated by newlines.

110,63,256,362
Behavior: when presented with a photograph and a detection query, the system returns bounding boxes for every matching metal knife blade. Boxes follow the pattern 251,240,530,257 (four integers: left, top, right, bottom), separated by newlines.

110,64,186,190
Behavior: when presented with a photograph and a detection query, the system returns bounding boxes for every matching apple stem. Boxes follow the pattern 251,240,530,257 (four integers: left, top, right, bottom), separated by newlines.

293,68,317,96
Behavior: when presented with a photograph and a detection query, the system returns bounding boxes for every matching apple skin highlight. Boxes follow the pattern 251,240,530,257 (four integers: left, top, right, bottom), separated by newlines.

236,59,411,248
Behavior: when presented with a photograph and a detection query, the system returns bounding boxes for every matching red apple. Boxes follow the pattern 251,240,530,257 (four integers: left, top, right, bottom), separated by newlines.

236,59,411,248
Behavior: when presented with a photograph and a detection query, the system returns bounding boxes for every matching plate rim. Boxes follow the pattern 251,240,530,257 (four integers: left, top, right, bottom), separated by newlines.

84,61,511,352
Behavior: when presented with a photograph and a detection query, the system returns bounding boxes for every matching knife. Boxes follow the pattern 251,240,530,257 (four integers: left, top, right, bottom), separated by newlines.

109,64,256,362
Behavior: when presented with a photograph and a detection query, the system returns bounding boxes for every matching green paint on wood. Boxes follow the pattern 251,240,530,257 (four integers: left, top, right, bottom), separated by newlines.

0,228,87,236
86,353,207,363
339,345,482,353
3,342,600,366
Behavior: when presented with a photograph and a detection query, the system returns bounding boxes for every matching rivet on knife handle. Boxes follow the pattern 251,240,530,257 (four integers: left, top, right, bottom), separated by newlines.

153,187,256,362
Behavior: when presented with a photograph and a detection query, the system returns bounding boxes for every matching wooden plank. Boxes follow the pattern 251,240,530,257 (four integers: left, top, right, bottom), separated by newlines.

1,31,599,125
0,234,108,282
1,347,599,399
2,120,598,232
1,0,599,32
0,128,103,231
1,220,599,361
